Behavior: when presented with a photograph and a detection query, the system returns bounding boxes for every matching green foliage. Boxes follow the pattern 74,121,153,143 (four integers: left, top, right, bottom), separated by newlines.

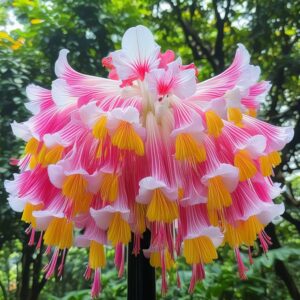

0,0,299,299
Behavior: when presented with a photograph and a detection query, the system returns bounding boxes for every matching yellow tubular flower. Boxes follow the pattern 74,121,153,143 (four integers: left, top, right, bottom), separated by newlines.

183,236,218,264
146,189,178,223
107,213,131,246
43,217,73,249
21,202,43,228
100,174,119,203
150,249,174,270
205,110,224,137
111,121,144,155
234,150,257,181
89,241,106,269
175,133,206,164
227,107,243,126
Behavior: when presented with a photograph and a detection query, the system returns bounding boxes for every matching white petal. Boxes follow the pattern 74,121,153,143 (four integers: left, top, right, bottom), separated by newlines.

79,102,105,128
224,87,245,109
121,25,158,61
55,49,70,78
185,226,223,248
47,164,66,188
240,135,266,157
109,106,140,124
139,176,166,190
90,206,116,230
8,196,26,212
11,121,32,141
43,133,65,148
51,79,77,107
4,175,19,195
33,210,63,231
111,25,160,80
258,202,285,225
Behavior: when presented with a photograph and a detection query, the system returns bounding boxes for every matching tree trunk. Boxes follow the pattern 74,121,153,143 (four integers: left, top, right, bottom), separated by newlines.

127,230,156,300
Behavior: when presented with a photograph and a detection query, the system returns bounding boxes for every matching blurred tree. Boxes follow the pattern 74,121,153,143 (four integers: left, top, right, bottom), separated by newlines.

0,0,299,299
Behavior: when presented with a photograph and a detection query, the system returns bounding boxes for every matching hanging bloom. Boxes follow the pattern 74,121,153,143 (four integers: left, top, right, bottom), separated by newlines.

6,25,293,297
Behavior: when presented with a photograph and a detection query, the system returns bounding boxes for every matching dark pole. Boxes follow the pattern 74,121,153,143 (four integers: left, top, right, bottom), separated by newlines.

127,229,156,300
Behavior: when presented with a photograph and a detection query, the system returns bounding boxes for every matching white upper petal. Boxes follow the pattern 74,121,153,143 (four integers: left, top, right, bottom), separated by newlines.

11,121,33,142
239,135,267,157
258,202,285,225
136,176,178,204
79,102,105,128
185,226,224,247
8,195,26,212
202,163,239,192
109,106,140,124
90,206,130,230
121,25,159,61
47,164,66,188
33,210,64,231
43,132,65,148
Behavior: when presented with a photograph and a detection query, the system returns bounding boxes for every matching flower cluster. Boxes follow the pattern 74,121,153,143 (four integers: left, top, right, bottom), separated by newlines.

5,25,293,297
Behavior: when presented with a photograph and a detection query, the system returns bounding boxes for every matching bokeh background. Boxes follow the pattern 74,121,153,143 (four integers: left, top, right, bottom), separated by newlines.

0,0,299,299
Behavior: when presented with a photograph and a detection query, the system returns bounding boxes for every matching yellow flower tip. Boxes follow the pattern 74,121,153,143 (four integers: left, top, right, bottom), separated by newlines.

150,249,174,270
183,236,218,264
21,202,43,228
146,189,178,223
224,222,242,248
100,174,119,203
207,176,232,226
208,176,232,210
92,116,108,139
259,155,273,176
36,145,47,165
29,155,38,170
247,108,257,118
234,150,257,181
43,217,73,249
175,133,206,164
30,19,45,24
227,107,243,126
43,145,64,165
62,174,88,200
239,216,265,246
25,138,40,155
62,174,92,215
134,203,147,234
107,213,131,246
111,121,144,156
205,110,224,137
268,151,281,167
89,241,106,269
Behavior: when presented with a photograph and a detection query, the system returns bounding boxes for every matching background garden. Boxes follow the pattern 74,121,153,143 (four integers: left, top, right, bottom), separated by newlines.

0,0,299,299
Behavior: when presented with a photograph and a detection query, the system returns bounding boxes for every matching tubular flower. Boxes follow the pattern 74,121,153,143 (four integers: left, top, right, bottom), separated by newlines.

5,25,293,297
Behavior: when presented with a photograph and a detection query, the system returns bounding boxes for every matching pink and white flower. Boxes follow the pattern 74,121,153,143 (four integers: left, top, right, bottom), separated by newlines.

6,25,293,298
